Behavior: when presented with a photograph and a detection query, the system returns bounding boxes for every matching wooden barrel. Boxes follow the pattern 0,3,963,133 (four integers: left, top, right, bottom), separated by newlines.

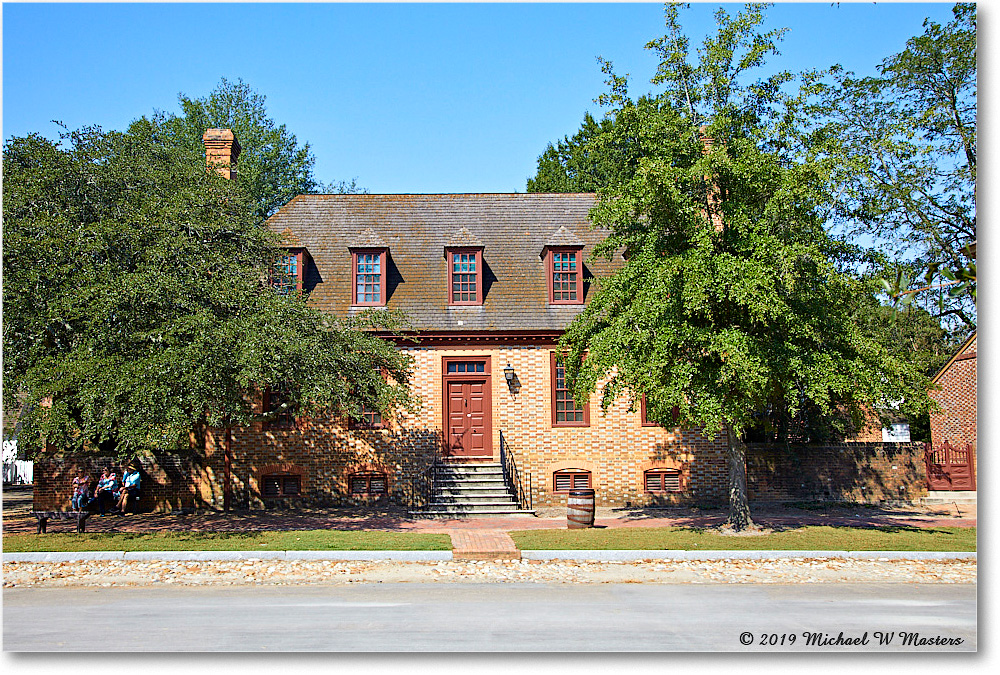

567,489,595,529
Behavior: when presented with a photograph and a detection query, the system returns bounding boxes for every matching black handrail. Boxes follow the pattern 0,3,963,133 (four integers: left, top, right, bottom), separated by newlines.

499,429,532,511
401,439,438,509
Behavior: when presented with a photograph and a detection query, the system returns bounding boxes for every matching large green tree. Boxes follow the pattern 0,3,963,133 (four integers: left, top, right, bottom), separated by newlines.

2,122,412,461
558,4,933,530
794,4,976,332
526,99,663,193
150,77,363,220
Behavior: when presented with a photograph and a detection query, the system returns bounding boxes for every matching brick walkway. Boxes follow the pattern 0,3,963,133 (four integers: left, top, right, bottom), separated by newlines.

449,529,521,560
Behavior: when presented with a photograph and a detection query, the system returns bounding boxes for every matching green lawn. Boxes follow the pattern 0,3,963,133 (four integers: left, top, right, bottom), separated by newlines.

2,525,976,554
2,530,452,553
508,526,976,552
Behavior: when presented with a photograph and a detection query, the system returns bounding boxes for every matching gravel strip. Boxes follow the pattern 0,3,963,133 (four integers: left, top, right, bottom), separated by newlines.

2,558,977,588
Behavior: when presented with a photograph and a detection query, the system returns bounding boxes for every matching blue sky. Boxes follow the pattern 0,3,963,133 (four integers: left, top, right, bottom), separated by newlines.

2,2,965,193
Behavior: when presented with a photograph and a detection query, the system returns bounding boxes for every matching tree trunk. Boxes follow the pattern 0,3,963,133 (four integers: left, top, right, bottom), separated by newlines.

725,424,754,531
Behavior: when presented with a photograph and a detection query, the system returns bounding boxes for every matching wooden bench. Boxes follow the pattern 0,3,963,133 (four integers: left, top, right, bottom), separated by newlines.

31,511,92,534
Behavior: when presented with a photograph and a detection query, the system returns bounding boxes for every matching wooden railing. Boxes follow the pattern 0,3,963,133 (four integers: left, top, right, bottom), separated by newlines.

499,430,532,511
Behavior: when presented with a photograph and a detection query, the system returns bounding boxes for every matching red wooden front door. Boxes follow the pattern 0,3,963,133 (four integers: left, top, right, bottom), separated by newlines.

446,380,491,457
926,441,977,491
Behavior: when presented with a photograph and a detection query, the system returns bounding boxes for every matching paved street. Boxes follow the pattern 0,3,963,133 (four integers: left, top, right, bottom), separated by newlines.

4,582,976,651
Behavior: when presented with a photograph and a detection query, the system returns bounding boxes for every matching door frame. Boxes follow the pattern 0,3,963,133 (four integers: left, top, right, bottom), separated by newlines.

441,356,493,459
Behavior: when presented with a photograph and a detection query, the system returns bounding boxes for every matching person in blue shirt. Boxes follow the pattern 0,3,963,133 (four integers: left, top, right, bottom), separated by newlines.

94,467,119,515
116,465,141,514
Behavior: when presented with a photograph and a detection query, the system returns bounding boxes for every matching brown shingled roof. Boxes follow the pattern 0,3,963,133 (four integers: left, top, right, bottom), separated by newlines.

446,226,484,249
265,193,619,332
543,224,585,248
348,227,388,249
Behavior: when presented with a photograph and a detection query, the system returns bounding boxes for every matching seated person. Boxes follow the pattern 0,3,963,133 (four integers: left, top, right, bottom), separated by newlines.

71,471,91,511
94,468,120,515
117,465,141,514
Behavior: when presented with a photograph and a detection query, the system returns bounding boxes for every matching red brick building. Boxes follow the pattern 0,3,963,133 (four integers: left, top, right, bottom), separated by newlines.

926,332,977,490
221,188,732,512
31,130,929,512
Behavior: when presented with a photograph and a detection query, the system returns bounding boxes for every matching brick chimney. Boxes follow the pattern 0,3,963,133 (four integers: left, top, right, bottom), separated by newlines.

698,126,723,232
698,125,715,155
203,128,241,179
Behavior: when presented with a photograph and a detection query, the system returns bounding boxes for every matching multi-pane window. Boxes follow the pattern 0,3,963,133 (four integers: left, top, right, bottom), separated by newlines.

551,354,588,426
272,254,299,295
446,361,486,374
353,250,385,305
262,473,301,497
452,252,477,302
547,247,584,304
552,251,578,301
645,469,682,493
264,384,294,429
271,249,305,295
448,248,482,305
351,402,383,429
350,472,387,496
553,470,591,492
640,396,679,427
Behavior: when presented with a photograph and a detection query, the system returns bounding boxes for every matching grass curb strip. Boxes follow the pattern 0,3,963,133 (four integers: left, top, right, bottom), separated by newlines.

521,550,977,561
4,550,976,564
4,551,454,563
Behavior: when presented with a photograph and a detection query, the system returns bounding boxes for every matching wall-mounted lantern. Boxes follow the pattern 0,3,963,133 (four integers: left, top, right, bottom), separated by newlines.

503,363,521,397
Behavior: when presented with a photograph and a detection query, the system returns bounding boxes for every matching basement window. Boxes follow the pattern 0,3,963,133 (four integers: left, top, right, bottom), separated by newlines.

350,472,387,496
644,469,682,493
553,470,591,493
262,474,301,498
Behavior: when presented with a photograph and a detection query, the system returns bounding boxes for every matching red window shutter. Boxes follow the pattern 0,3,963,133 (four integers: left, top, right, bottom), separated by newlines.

554,471,591,492
263,476,281,497
645,470,681,493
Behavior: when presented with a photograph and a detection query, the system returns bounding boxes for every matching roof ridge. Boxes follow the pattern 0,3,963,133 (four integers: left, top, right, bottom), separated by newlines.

295,192,598,197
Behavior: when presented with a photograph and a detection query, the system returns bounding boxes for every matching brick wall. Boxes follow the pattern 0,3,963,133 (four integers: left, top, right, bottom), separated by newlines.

746,441,928,502
39,345,928,511
211,344,730,509
930,335,977,449
32,450,217,512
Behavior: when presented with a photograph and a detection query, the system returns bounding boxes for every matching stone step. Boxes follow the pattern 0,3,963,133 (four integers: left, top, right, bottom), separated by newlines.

432,488,513,497
920,490,977,505
433,478,508,487
409,507,537,518
429,494,517,504
434,469,505,479
435,462,502,469
425,500,522,510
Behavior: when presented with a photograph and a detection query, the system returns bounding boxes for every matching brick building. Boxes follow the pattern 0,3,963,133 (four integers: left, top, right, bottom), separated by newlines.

31,130,928,512
926,332,977,491
223,187,732,511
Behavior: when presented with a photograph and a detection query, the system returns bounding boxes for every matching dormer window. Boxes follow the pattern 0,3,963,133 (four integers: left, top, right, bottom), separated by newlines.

448,248,483,305
352,248,387,306
271,248,306,295
542,225,585,306
546,247,584,304
444,227,485,307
